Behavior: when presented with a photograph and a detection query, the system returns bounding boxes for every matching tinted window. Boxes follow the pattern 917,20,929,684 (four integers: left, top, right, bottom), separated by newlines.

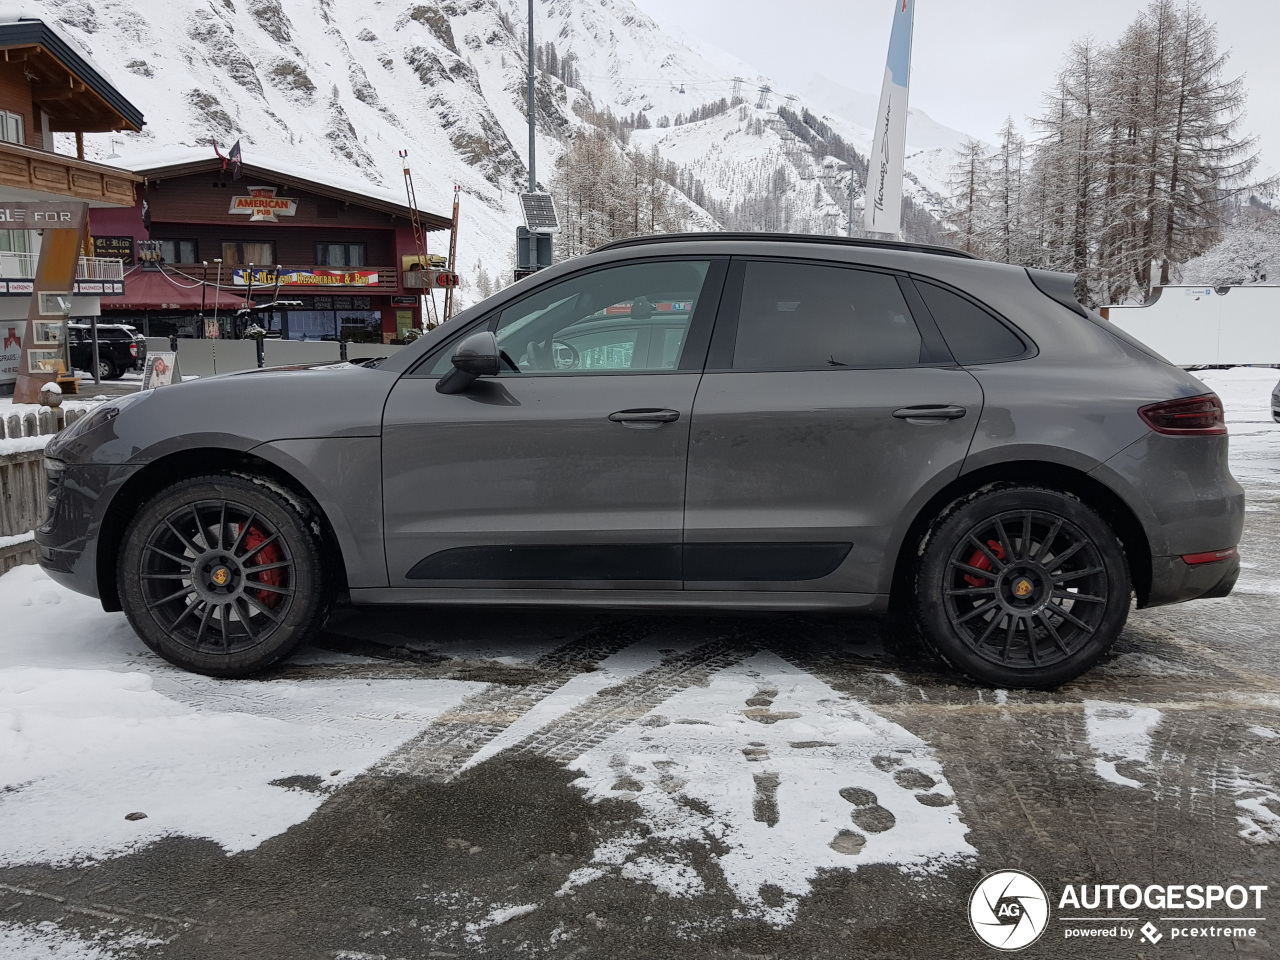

915,281,1025,363
732,261,924,370
445,260,710,376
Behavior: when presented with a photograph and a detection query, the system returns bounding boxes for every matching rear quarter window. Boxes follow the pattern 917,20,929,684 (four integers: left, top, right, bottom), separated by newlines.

914,281,1027,364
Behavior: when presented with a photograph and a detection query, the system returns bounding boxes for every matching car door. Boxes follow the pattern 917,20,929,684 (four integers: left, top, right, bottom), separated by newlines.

381,258,725,590
683,258,984,597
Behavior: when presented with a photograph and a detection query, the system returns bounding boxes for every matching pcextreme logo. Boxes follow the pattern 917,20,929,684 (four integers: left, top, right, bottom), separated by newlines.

969,870,1269,950
969,870,1050,951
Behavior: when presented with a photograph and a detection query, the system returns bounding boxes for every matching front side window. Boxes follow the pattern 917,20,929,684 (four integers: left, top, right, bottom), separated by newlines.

732,261,925,370
434,260,711,376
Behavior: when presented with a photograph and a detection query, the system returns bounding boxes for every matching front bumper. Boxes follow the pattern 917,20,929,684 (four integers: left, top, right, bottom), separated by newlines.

35,460,139,605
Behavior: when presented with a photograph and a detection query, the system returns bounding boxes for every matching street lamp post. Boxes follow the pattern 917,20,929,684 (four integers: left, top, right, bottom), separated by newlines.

528,0,536,194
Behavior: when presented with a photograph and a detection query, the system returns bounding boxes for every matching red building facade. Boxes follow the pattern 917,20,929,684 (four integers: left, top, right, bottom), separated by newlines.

89,154,452,341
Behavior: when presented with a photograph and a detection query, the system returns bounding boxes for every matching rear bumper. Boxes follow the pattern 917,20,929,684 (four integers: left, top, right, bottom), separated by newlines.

1092,431,1244,609
1147,554,1240,607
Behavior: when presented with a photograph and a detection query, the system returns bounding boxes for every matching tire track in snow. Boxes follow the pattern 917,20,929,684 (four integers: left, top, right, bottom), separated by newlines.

513,634,760,763
375,618,671,780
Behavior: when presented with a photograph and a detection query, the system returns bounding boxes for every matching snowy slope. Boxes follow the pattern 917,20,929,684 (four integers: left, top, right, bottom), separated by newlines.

39,0,970,289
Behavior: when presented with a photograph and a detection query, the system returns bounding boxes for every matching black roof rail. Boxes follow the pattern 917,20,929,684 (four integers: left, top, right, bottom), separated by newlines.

590,231,977,260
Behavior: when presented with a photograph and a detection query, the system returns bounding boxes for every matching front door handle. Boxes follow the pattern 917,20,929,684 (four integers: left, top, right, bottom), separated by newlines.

609,408,681,424
892,405,968,422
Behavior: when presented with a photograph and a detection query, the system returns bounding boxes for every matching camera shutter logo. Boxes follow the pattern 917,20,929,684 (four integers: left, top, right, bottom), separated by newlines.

969,870,1050,951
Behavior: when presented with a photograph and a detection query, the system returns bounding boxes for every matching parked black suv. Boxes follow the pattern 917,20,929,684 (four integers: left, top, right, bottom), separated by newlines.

67,323,147,380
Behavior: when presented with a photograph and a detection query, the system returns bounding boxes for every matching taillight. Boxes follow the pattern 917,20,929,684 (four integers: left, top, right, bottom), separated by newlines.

130,343,138,357
1138,394,1226,436
1182,547,1237,565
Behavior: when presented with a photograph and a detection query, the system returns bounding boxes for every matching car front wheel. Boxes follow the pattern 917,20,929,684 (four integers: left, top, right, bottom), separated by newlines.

118,474,331,677
915,486,1131,689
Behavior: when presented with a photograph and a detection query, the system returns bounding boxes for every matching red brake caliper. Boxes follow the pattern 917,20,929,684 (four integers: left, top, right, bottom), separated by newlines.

963,540,1005,587
242,525,284,607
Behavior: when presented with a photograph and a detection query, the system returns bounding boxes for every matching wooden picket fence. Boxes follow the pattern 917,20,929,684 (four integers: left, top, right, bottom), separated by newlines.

1,405,90,574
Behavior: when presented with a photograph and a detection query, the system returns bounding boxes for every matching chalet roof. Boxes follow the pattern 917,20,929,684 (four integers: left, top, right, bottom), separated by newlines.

117,150,453,231
0,14,144,132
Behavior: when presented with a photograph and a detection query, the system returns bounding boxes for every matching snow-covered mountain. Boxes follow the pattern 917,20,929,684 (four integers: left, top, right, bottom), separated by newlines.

41,0,968,297
801,74,974,154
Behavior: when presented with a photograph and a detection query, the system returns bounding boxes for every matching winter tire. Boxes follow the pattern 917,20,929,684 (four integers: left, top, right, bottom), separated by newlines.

98,357,117,381
915,486,1131,689
118,474,331,677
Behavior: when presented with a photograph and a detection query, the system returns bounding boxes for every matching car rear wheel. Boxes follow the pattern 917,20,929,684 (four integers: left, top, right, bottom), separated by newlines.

914,486,1131,689
118,474,331,677
98,357,117,381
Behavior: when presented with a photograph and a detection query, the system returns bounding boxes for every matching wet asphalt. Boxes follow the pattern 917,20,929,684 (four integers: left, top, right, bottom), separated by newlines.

1,484,1277,959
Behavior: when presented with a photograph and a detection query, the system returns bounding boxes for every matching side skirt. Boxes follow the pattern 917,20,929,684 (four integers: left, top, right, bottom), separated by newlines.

346,587,887,612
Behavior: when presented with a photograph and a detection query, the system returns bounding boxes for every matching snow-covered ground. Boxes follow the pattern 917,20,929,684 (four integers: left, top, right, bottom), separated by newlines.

0,365,1275,955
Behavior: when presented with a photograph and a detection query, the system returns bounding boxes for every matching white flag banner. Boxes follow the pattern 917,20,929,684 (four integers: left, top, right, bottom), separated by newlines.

865,0,915,237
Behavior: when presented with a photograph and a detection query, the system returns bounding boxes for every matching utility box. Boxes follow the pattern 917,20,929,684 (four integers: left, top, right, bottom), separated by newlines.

516,226,554,272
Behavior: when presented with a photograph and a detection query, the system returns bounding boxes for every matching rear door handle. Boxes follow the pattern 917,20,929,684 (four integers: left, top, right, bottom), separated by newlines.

609,408,681,424
892,405,968,421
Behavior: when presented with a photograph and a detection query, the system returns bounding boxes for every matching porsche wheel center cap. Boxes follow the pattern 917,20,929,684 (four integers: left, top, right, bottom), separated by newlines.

1013,578,1035,599
211,566,232,588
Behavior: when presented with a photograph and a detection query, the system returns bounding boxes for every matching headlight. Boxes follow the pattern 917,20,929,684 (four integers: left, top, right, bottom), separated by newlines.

54,392,150,445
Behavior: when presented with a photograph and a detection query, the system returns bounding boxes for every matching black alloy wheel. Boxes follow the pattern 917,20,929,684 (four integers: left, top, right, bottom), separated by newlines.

118,475,331,677
915,486,1131,689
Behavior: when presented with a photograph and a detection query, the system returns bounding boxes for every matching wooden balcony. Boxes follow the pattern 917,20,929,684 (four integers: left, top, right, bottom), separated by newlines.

0,141,139,207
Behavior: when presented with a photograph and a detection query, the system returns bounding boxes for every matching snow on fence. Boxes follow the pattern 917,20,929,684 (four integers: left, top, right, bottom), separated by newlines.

0,405,90,574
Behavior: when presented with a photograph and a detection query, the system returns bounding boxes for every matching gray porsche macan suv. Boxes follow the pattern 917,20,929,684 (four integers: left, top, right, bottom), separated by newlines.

36,234,1244,688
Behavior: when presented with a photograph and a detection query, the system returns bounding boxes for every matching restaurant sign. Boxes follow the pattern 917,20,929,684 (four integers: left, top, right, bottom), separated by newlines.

232,267,379,287
228,186,298,222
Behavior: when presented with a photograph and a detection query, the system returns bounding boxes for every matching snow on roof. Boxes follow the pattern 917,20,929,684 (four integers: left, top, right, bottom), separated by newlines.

112,147,443,220
0,3,120,90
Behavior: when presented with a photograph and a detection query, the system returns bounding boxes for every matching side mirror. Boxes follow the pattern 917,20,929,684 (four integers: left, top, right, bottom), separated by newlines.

436,330,502,394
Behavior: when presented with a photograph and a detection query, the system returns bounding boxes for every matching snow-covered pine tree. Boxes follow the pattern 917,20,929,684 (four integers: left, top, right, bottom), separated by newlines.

947,138,992,257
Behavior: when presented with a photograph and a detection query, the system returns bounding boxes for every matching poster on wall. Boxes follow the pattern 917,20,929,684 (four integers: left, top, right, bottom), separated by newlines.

0,322,24,386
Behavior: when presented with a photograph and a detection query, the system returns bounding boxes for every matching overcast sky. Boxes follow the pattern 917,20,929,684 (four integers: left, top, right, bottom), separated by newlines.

631,0,1280,173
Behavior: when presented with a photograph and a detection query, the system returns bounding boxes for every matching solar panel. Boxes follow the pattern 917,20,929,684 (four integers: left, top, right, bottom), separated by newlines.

520,192,560,234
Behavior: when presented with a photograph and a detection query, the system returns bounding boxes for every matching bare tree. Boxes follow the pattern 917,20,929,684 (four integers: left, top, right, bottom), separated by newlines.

946,1,1268,305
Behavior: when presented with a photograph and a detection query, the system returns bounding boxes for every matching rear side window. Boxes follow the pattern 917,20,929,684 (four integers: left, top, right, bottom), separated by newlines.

914,281,1026,363
732,261,925,370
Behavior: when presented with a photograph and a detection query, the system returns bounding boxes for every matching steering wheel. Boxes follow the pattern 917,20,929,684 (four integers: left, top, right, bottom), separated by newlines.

550,339,579,370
